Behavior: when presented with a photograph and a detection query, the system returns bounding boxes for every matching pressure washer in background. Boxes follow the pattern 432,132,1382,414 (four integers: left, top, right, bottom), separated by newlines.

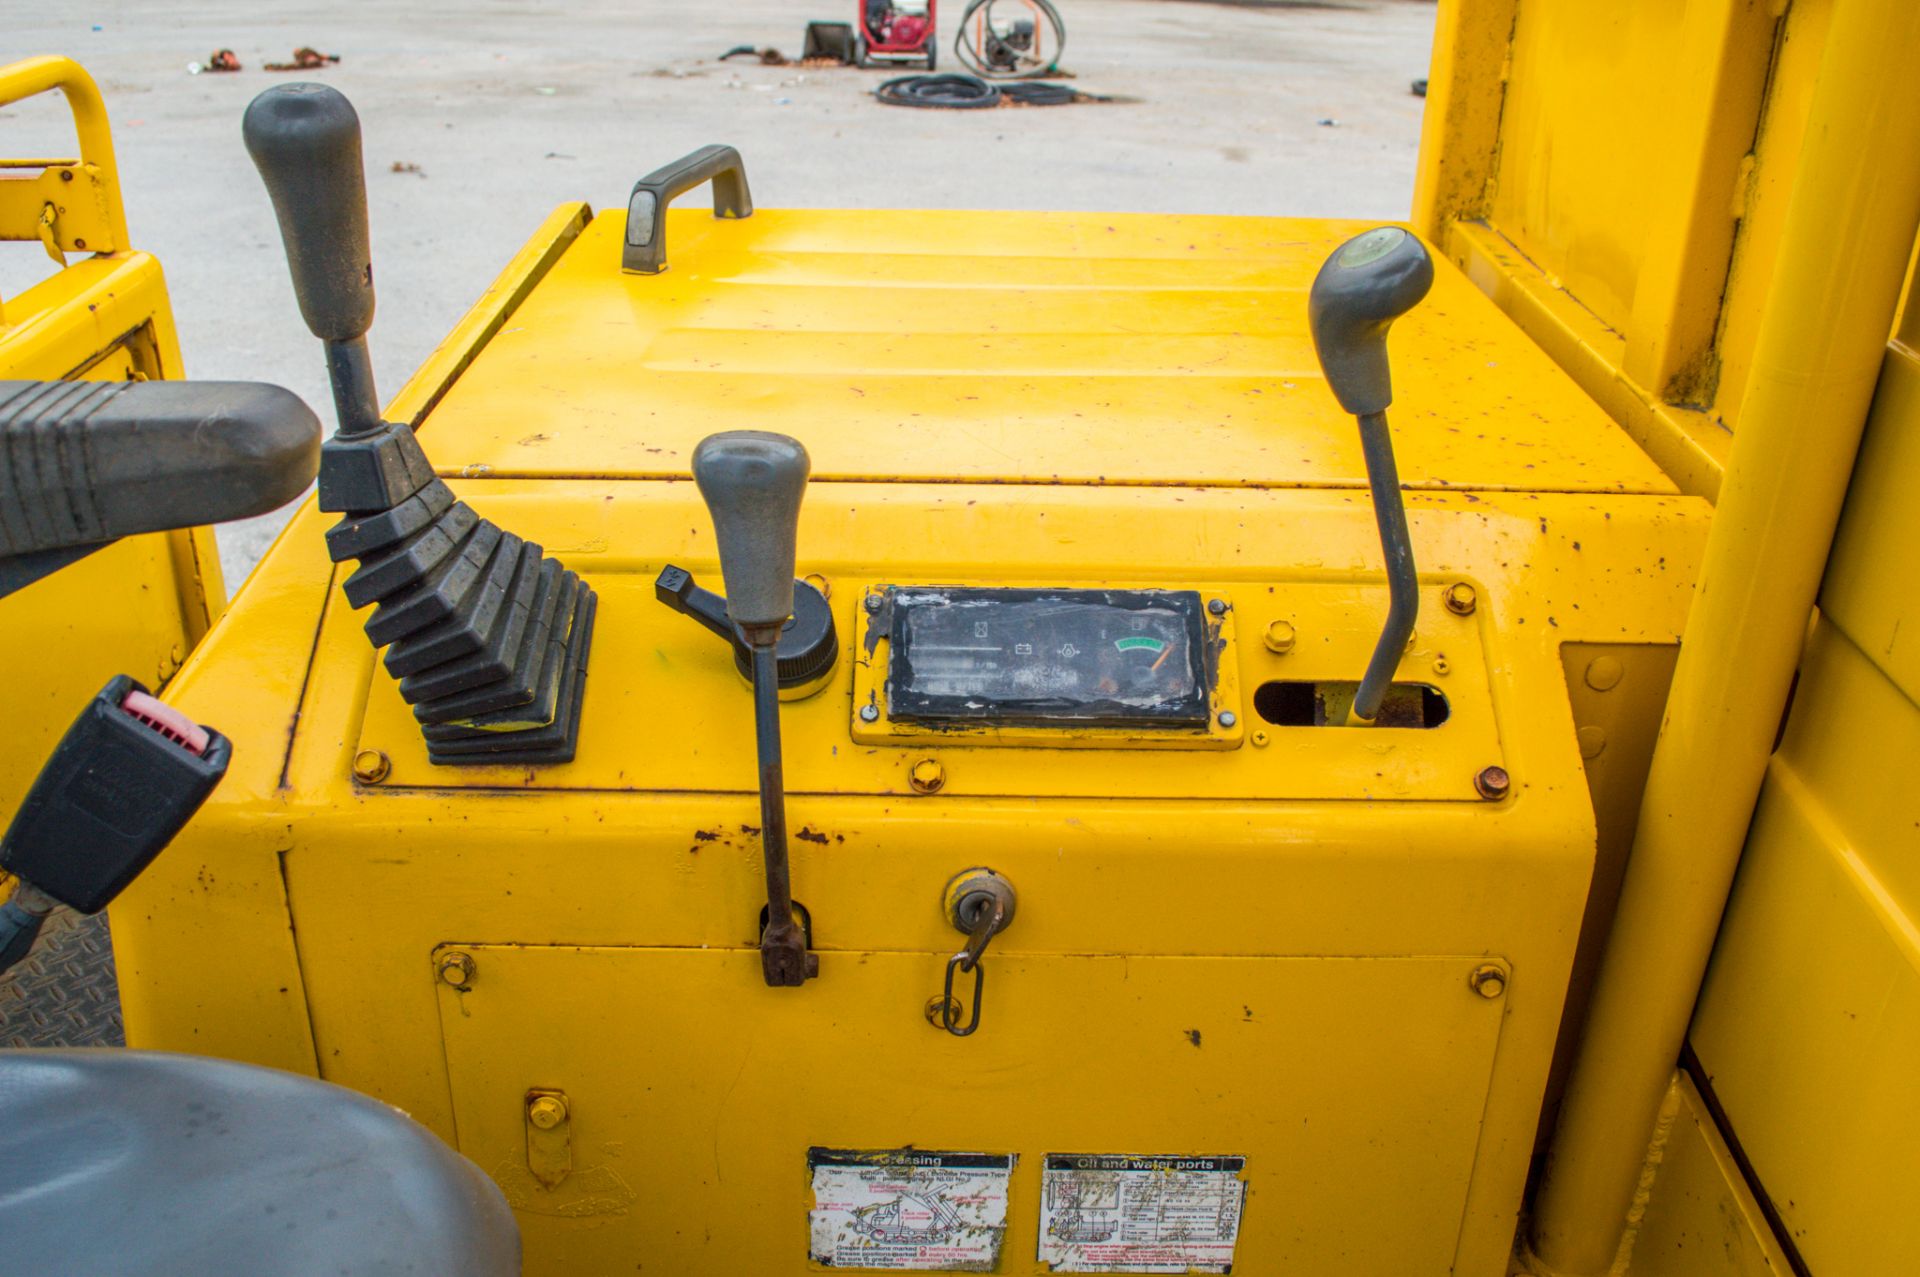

857,0,938,71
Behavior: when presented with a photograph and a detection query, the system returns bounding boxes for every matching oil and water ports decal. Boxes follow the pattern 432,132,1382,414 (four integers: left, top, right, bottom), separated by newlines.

1038,1155,1247,1274
808,1148,1015,1271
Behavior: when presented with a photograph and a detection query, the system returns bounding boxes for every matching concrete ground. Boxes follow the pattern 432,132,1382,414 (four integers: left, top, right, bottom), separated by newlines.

6,0,1436,586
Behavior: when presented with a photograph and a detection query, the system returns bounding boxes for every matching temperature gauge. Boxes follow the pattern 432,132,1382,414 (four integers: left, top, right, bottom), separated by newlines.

884,588,1213,727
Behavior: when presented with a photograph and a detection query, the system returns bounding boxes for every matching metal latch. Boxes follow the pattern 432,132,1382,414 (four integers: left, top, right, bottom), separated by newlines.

938,869,1017,1037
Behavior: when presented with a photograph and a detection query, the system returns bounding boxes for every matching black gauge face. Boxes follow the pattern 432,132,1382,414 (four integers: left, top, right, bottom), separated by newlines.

884,589,1213,727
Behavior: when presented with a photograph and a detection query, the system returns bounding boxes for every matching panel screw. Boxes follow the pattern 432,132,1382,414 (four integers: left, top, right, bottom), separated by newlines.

526,1094,569,1129
1584,656,1624,692
437,951,475,990
1474,765,1511,801
909,758,947,795
352,748,392,784
1470,964,1507,999
1432,655,1451,676
859,703,880,723
1218,711,1237,728
1264,620,1296,653
1207,598,1228,616
865,594,883,613
1443,582,1478,616
1251,729,1270,747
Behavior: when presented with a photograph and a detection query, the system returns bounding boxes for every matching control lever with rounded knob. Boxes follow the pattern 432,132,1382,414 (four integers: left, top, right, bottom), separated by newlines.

1307,226,1435,725
692,431,820,987
244,82,598,766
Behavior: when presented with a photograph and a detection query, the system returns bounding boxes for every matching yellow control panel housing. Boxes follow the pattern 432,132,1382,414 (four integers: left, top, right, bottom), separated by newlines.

119,207,1709,1275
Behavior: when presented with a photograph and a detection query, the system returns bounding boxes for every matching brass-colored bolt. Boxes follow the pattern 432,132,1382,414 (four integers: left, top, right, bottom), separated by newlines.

1443,582,1478,616
526,1094,569,1130
352,748,392,785
1264,620,1297,654
437,951,475,990
1470,964,1507,999
909,758,946,795
1474,765,1511,801
1576,725,1607,759
1585,656,1624,692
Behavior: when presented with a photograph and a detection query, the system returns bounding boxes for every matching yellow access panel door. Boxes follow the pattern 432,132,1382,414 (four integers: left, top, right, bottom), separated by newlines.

434,945,1507,1274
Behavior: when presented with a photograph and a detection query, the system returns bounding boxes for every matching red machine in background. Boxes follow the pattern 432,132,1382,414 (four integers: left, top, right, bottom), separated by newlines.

858,0,937,70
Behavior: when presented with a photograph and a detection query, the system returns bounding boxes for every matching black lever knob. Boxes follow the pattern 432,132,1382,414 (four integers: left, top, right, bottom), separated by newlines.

244,83,382,436
692,432,810,641
1307,226,1434,417
242,84,375,344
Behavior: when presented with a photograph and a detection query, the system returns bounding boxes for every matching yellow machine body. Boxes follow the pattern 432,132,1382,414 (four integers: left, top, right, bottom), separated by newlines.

0,56,223,819
121,205,1706,1274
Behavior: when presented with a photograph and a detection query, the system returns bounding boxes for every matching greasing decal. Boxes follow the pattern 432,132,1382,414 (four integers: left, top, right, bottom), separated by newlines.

1038,1154,1247,1273
808,1148,1016,1271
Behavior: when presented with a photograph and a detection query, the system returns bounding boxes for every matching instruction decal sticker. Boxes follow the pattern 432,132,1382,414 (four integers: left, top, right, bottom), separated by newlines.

808,1148,1016,1271
1037,1154,1247,1273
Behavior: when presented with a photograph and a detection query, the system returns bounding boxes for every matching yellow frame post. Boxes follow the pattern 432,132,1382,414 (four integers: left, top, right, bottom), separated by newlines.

1527,3,1920,1271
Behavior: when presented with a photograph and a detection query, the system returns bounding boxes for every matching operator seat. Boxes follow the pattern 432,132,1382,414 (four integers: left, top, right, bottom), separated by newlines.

0,1050,519,1275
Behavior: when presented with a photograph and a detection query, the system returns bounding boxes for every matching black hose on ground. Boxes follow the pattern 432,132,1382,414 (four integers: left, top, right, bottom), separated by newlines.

874,74,1088,108
875,73,1002,108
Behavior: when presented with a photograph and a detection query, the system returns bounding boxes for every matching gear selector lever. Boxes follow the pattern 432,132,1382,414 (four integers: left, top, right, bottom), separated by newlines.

1308,226,1435,725
692,431,820,987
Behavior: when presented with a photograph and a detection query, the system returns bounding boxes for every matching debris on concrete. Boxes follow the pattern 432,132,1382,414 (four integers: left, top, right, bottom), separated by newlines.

263,47,339,72
390,161,424,176
205,49,242,73
720,45,790,66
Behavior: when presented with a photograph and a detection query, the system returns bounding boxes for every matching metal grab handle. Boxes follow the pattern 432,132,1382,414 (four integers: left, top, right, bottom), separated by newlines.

622,144,753,275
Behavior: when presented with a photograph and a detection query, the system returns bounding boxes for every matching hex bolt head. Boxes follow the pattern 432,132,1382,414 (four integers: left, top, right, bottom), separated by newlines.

526,1094,569,1130
864,594,884,614
352,748,392,784
437,951,475,990
909,758,946,795
859,703,881,723
1470,964,1507,999
1207,598,1228,617
1443,582,1478,616
1264,620,1297,654
1474,765,1511,801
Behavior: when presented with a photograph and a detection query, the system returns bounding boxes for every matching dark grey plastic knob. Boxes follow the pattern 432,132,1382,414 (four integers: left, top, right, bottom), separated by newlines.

243,84,375,343
692,432,810,636
1307,226,1434,417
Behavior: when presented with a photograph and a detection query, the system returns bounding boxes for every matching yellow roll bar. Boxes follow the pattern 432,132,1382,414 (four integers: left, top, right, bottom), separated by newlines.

0,55,129,261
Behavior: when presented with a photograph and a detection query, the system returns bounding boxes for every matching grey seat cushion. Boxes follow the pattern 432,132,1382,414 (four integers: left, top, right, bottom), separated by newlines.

0,1049,518,1275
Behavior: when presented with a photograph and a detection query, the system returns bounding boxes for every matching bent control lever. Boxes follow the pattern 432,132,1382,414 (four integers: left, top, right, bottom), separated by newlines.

1307,226,1435,725
692,431,819,987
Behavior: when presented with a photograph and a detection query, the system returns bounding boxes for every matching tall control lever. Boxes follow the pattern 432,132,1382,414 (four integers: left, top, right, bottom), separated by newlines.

693,431,819,987
245,84,597,767
1307,226,1435,725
